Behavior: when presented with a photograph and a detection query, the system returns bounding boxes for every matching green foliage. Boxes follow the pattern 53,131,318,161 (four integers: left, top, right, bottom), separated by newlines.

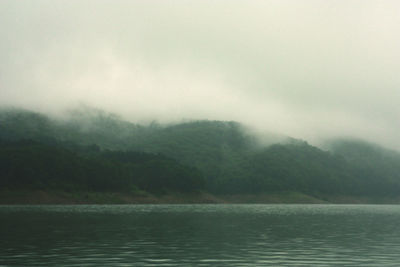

2,108,400,197
0,139,205,193
327,139,400,196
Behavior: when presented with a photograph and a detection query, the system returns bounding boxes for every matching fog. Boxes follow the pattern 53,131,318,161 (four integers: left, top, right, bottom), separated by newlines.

1,0,399,148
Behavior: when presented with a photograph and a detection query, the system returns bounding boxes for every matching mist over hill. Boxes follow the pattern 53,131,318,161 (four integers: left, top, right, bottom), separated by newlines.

2,1,400,152
2,107,400,200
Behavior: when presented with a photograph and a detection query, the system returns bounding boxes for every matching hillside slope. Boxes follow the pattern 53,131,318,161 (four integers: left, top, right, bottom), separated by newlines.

2,108,400,198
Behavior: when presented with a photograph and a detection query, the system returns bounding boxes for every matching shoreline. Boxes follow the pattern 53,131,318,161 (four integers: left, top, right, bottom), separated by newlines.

1,190,400,205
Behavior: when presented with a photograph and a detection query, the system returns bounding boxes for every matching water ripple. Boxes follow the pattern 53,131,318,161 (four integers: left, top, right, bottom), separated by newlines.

1,204,400,266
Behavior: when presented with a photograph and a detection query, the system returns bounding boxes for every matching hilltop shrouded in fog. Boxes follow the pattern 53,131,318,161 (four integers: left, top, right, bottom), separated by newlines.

1,0,399,149
2,107,400,203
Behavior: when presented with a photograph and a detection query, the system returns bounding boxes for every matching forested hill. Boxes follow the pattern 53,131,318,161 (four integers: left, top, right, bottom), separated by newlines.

0,139,205,193
1,108,400,198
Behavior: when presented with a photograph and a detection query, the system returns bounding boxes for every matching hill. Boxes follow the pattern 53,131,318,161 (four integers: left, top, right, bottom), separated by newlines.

1,108,400,202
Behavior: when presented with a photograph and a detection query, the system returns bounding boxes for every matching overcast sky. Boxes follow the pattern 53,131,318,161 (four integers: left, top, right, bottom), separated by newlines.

1,0,399,148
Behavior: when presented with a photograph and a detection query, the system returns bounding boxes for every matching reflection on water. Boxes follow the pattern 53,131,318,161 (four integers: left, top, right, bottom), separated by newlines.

1,204,400,266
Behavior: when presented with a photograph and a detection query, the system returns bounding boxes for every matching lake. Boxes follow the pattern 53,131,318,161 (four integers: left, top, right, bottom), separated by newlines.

1,204,400,266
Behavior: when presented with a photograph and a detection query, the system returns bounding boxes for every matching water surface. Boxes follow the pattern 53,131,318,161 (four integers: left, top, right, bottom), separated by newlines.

1,204,400,266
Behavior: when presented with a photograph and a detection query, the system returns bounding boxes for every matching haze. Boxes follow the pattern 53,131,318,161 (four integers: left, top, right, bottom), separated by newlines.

1,0,399,149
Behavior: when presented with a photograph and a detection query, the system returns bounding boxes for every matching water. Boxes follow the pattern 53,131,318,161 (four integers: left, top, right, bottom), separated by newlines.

1,204,400,266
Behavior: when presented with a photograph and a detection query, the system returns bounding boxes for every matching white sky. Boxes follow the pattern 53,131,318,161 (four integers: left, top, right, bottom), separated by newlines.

0,0,399,148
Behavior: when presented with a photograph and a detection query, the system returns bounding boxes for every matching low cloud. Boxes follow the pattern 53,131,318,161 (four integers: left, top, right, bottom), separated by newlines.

1,0,399,149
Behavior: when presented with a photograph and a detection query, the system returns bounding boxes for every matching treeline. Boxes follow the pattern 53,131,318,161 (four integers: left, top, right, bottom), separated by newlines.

0,139,205,193
211,142,400,196
2,108,400,198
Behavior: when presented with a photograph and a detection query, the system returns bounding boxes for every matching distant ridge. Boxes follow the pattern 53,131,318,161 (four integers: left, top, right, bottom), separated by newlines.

1,107,400,198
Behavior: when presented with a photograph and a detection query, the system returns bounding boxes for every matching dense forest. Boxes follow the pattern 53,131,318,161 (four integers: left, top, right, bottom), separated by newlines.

1,108,400,199
0,139,204,193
